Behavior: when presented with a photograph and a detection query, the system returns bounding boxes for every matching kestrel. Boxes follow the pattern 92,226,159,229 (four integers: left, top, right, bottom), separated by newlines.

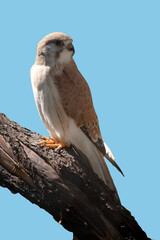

31,32,123,196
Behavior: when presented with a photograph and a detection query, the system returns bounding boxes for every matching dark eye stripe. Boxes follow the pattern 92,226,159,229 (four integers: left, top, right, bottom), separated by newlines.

55,40,61,46
47,40,63,46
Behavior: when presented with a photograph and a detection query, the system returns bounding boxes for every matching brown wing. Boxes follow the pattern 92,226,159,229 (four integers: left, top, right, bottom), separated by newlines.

52,59,106,155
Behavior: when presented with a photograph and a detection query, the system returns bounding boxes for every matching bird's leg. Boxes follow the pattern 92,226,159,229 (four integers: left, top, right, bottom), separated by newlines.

38,136,70,152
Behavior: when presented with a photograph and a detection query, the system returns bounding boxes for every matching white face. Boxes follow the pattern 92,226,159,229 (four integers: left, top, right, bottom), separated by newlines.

41,39,74,67
57,40,74,65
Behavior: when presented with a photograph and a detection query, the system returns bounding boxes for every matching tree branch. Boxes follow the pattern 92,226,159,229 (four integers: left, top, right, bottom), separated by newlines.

0,113,151,240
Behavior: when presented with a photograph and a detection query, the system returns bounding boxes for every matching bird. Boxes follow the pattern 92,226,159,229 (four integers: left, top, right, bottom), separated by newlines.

30,32,123,198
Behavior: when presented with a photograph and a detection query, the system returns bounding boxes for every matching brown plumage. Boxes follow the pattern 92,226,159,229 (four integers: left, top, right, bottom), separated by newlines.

31,32,123,201
51,59,123,175
51,60,101,141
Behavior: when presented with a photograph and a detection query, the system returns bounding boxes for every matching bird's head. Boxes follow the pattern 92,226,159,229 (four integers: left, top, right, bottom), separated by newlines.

36,32,75,67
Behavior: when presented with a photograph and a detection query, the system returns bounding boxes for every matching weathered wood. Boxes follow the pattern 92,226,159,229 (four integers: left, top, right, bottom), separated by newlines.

0,113,151,240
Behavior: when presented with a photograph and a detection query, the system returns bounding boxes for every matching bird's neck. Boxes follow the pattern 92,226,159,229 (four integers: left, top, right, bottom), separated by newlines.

35,55,74,75
35,55,63,73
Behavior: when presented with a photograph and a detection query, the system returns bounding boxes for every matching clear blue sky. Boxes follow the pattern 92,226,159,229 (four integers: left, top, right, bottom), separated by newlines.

1,1,160,239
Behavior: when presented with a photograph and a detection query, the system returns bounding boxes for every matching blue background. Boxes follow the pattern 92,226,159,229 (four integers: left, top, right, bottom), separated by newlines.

1,1,160,239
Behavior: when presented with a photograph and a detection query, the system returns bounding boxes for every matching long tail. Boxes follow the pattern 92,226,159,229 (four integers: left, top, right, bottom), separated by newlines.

95,149,120,201
68,130,120,200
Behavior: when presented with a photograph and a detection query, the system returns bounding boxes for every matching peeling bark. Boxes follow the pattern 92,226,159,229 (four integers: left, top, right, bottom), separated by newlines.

0,113,151,240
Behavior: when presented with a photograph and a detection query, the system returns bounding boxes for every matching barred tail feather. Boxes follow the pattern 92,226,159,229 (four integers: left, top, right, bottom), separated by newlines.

95,149,120,201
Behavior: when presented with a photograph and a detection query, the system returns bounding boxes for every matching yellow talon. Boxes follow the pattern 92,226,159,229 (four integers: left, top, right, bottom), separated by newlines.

38,136,70,151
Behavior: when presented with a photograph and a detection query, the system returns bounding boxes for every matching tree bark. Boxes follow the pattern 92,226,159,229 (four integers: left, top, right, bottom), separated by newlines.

0,113,151,240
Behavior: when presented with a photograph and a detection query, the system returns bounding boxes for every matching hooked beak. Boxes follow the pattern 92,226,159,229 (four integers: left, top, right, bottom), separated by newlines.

67,44,75,55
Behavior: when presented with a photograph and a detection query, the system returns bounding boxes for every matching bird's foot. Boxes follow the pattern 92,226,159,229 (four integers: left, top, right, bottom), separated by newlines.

38,136,70,152
38,136,58,146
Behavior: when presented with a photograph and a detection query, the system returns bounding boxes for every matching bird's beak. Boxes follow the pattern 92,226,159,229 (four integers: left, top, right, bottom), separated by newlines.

67,43,75,55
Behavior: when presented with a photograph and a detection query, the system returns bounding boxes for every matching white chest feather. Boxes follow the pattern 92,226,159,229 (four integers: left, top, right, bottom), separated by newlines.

30,64,68,140
30,64,100,160
30,64,114,186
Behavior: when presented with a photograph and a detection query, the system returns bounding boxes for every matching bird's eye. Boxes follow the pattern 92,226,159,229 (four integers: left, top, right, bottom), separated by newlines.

55,40,63,46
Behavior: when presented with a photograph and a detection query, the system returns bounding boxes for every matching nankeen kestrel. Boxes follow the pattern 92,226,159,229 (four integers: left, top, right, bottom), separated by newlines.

31,32,123,197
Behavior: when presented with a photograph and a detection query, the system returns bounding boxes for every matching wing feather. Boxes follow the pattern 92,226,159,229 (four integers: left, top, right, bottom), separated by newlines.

52,59,123,175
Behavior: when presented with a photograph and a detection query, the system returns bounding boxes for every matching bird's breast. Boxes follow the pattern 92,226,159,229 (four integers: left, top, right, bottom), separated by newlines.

30,64,69,140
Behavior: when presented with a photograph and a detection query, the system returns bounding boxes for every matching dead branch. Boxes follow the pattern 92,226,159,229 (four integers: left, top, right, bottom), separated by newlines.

0,113,151,240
